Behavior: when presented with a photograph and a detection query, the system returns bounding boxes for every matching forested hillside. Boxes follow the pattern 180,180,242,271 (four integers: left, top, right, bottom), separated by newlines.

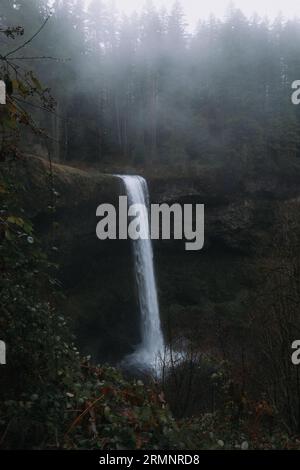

2,0,300,167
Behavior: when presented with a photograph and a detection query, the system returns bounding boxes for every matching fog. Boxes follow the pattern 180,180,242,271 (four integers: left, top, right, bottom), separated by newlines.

112,0,300,27
2,0,300,168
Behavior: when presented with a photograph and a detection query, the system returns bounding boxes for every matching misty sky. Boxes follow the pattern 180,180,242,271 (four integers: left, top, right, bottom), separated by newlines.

113,0,300,28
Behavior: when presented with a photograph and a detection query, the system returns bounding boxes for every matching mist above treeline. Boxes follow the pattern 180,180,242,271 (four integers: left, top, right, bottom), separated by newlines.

2,0,300,170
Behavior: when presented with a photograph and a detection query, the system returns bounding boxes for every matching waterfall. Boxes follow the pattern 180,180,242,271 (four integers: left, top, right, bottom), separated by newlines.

118,175,165,369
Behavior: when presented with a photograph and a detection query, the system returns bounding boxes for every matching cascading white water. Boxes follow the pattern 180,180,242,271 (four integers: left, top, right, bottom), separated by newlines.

118,175,165,369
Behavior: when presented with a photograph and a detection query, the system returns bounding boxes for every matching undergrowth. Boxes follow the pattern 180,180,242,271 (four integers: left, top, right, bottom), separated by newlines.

1,159,300,450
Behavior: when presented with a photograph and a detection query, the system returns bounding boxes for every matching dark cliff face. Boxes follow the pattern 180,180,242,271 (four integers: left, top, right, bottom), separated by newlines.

17,157,139,364
19,157,300,364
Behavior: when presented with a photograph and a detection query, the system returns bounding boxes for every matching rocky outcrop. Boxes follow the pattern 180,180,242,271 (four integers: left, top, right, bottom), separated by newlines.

16,157,138,363
18,155,119,242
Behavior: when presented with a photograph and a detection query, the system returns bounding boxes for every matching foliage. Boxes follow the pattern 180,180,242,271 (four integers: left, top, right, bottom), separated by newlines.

0,159,75,447
176,365,300,450
63,365,178,450
0,13,55,163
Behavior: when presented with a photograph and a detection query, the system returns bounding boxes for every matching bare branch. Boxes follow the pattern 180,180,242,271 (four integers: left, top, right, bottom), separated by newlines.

5,16,51,59
8,56,70,62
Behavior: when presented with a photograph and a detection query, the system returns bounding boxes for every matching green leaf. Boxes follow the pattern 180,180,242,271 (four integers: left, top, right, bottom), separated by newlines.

7,216,25,227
